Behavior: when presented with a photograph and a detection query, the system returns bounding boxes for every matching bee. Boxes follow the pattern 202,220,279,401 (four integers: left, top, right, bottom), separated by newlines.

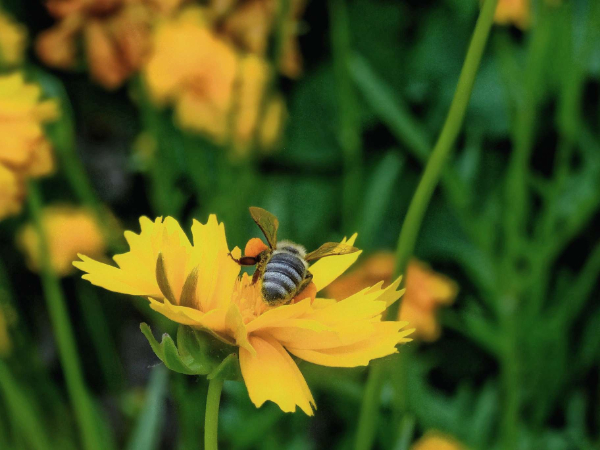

231,207,360,306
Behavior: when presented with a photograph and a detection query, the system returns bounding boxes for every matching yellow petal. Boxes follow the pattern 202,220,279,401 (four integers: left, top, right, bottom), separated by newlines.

191,215,240,312
287,322,413,367
239,335,315,415
74,216,193,300
309,234,362,292
245,298,312,333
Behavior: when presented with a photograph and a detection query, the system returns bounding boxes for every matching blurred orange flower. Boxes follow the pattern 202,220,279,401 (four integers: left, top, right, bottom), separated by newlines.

411,431,468,450
143,7,286,156
0,73,58,220
17,205,107,276
215,0,306,78
494,0,530,29
0,11,27,67
36,0,185,90
326,252,458,342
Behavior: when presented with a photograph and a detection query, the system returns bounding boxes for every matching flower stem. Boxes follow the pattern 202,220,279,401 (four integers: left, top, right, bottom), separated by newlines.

27,181,104,450
391,0,499,288
354,1,498,449
204,377,224,450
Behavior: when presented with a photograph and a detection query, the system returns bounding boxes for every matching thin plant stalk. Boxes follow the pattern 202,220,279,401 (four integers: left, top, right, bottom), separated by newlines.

353,1,499,448
204,378,224,450
27,181,104,450
329,0,363,232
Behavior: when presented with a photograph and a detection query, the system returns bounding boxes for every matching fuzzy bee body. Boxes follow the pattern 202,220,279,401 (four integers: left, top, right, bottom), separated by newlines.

261,242,309,305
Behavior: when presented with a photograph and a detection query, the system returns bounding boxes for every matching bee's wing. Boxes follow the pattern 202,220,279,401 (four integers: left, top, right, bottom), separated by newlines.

249,206,279,249
305,242,359,262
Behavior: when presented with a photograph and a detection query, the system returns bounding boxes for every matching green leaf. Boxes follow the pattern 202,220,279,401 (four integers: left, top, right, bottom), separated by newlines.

125,366,168,450
358,151,404,249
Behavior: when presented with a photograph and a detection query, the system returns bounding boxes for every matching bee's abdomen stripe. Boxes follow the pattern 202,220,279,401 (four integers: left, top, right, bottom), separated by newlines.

269,253,306,276
263,272,297,293
265,262,303,284
262,281,289,300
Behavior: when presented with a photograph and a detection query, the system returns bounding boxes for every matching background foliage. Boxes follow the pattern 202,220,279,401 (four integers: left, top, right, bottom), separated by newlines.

1,0,600,449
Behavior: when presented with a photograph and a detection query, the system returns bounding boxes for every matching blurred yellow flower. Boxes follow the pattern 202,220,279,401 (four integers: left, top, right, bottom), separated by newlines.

144,7,286,155
75,215,413,414
0,11,27,67
18,205,107,276
0,165,24,220
326,252,458,342
0,73,58,220
411,431,468,450
36,0,185,90
217,0,306,78
494,0,530,29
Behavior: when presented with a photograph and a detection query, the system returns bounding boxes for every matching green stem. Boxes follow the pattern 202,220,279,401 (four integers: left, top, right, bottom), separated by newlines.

204,377,224,450
354,362,385,450
27,181,103,450
329,0,363,232
354,2,498,449
391,0,498,288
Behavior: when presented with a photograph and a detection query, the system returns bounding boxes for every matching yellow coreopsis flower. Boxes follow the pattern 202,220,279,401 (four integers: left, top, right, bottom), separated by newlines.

0,11,27,67
74,215,413,414
36,0,185,90
494,0,530,29
143,7,286,156
0,73,59,220
326,253,458,342
411,431,468,450
17,205,107,277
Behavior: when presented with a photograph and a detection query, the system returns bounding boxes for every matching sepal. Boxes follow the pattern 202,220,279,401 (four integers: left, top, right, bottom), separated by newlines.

140,323,241,380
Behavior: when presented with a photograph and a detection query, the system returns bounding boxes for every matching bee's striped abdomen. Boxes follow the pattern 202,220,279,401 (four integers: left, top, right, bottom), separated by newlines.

262,251,307,305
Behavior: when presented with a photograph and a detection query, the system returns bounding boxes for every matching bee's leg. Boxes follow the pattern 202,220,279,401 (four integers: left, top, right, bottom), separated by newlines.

229,253,258,266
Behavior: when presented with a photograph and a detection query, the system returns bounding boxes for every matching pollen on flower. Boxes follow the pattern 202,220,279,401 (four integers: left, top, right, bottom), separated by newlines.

244,237,268,258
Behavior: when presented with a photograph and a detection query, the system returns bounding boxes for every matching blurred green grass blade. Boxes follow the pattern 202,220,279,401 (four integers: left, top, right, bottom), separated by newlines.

76,281,125,393
358,151,404,249
126,366,169,450
0,361,53,450
350,54,430,160
329,0,363,231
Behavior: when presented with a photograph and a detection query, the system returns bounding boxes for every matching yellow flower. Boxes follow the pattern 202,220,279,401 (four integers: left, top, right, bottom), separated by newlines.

18,205,107,276
0,11,27,67
326,253,458,342
217,0,306,78
36,0,185,90
0,73,59,220
144,7,286,155
74,215,413,414
494,0,530,29
411,431,468,450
